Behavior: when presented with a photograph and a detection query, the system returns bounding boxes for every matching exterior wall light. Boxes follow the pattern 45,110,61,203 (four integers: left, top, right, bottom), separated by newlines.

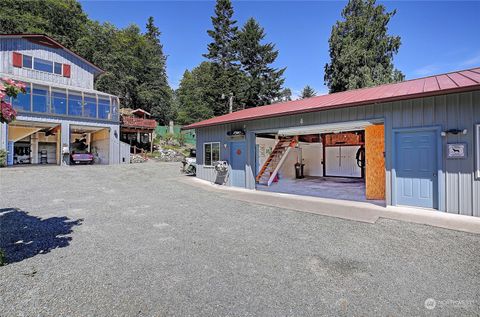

441,129,467,137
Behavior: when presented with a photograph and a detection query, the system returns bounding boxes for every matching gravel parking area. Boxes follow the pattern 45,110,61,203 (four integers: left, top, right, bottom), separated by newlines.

1,162,479,316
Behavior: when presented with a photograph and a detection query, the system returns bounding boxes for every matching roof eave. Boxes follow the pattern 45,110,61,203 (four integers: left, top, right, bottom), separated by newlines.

184,84,480,130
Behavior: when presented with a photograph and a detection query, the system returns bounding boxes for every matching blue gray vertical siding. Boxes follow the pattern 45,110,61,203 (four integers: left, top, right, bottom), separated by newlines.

196,90,480,217
0,38,97,89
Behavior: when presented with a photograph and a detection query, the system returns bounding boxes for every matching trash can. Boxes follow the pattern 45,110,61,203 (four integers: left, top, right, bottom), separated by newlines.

295,162,305,179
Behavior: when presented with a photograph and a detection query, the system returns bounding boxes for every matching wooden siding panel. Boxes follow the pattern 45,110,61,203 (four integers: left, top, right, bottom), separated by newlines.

365,124,385,199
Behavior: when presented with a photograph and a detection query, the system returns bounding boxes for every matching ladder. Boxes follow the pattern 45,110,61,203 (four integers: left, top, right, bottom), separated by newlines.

256,136,297,186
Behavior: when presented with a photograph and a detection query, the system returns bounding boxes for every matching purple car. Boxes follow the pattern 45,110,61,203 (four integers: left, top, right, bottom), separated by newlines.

71,151,94,164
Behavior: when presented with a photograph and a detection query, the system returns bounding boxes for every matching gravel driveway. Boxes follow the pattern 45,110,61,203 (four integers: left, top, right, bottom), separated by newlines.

0,162,479,316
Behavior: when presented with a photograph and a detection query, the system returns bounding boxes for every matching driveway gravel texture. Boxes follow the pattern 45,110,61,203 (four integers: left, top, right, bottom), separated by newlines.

0,162,479,316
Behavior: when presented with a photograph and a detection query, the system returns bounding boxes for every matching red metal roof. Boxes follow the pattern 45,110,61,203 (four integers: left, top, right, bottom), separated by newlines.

0,34,104,74
184,67,480,129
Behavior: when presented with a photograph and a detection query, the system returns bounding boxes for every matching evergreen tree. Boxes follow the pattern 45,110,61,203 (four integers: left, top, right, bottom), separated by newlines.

273,88,292,102
237,18,285,108
300,85,316,99
203,0,238,68
203,0,245,115
138,17,174,124
324,0,404,93
175,62,217,125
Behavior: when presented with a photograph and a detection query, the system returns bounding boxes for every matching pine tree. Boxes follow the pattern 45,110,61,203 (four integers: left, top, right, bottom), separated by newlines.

300,85,316,99
203,0,238,69
324,0,404,93
237,18,285,108
202,0,245,115
137,17,174,124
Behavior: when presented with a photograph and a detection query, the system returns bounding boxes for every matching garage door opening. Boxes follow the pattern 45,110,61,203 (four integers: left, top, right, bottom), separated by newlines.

70,125,110,165
255,122,385,204
7,121,61,166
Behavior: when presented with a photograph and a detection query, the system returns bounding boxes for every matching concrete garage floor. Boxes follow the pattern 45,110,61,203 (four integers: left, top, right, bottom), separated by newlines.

1,162,479,316
257,176,384,205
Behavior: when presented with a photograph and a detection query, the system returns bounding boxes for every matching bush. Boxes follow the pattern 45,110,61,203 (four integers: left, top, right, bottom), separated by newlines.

0,149,7,167
174,133,186,146
0,248,5,266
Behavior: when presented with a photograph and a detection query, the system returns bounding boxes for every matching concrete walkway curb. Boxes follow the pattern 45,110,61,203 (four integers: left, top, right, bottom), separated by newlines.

179,177,480,234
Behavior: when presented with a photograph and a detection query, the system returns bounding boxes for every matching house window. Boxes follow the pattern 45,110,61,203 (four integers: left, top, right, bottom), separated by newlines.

54,62,63,75
204,142,220,166
84,95,97,118
33,58,53,73
12,86,31,111
32,85,48,113
98,98,110,119
51,90,67,115
68,93,83,116
23,55,32,69
476,124,480,179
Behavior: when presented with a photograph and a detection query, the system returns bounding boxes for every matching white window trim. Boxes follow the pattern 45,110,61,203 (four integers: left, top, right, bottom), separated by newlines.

476,124,480,179
203,142,220,167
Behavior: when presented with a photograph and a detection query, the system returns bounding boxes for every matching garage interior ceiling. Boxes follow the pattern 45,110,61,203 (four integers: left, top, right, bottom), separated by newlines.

70,125,107,134
277,119,383,136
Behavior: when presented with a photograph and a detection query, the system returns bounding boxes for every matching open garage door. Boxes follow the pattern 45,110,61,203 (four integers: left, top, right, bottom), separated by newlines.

7,121,61,166
70,125,110,165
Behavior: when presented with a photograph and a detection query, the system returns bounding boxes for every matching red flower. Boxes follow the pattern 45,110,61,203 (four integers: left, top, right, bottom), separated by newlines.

0,100,17,124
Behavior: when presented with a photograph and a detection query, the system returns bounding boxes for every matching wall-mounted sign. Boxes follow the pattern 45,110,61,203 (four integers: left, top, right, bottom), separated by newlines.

227,129,245,137
447,143,467,159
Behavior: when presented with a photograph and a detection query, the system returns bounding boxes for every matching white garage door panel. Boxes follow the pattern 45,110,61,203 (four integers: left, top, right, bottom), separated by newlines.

325,146,362,177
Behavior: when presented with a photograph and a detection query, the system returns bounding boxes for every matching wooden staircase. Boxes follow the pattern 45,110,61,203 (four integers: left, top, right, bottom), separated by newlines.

256,136,297,186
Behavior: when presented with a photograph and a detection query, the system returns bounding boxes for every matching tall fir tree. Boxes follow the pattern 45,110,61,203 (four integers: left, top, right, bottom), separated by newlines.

237,18,285,108
324,0,404,93
300,85,316,99
203,0,238,68
137,17,174,124
203,0,245,115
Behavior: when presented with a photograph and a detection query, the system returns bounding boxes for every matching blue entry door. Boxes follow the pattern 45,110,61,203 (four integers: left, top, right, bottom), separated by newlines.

230,142,246,187
394,130,438,209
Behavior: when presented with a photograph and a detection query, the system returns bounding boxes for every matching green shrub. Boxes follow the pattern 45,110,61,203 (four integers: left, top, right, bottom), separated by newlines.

174,133,186,146
0,248,5,266
0,149,7,167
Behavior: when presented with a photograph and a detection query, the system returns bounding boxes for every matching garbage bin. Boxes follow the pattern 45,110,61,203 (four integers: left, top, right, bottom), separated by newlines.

295,162,305,179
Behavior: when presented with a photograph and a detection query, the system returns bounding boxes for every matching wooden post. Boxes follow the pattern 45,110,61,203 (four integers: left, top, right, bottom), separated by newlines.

150,132,153,153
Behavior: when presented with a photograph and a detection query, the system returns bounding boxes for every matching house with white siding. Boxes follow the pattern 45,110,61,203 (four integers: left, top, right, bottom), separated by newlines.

0,34,130,165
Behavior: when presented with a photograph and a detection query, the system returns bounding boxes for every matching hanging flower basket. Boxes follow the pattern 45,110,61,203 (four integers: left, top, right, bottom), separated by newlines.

0,78,26,124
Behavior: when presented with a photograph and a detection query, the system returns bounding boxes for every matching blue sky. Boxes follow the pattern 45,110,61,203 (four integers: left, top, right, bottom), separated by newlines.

80,1,480,97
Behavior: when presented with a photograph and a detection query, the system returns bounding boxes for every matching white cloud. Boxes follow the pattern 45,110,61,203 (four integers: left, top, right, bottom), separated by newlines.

460,52,480,67
413,64,440,77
